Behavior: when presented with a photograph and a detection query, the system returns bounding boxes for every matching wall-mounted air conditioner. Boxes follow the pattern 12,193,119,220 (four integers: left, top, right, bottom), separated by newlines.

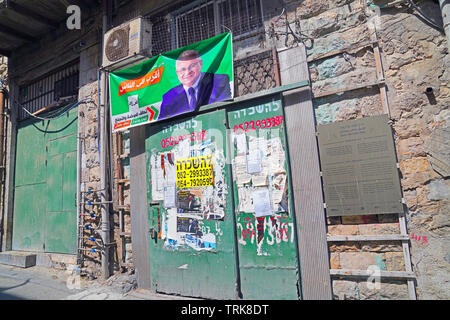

102,17,152,70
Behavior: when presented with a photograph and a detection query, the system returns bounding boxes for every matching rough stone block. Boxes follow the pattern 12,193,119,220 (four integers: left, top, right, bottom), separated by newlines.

361,242,403,253
328,242,361,253
0,251,36,268
330,253,341,269
359,223,400,235
332,279,359,300
427,179,450,201
327,224,360,235
399,157,437,190
384,252,405,271
358,280,410,300
398,137,425,160
339,252,385,270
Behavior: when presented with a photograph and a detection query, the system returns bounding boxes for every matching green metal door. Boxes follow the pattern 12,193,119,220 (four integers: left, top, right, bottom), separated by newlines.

227,95,301,300
145,109,238,299
45,134,78,253
12,108,78,254
12,119,48,251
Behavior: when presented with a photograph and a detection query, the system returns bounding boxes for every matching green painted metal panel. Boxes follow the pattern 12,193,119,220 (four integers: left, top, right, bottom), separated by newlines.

44,108,78,138
227,95,300,300
46,153,64,213
14,119,47,187
47,134,77,156
145,110,238,299
13,107,78,254
62,151,77,212
44,210,77,254
45,141,77,254
12,183,47,251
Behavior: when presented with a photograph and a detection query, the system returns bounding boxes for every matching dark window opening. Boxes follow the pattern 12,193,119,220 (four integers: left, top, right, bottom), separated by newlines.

18,61,79,121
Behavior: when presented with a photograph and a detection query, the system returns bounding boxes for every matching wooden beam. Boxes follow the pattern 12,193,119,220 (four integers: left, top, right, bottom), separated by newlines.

0,23,37,42
5,1,59,28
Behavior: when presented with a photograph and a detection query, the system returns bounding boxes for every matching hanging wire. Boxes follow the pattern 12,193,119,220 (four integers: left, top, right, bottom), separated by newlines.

15,98,94,121
406,0,444,32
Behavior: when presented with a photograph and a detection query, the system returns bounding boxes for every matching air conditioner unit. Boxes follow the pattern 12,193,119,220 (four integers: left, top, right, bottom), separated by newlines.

102,17,152,70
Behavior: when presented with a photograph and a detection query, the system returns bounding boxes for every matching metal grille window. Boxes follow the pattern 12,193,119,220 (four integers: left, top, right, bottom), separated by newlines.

150,0,264,55
18,61,79,121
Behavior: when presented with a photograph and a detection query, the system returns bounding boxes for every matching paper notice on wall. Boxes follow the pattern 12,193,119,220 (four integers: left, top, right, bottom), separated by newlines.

271,174,287,205
163,185,176,208
252,187,273,217
251,157,270,186
268,137,284,155
247,149,262,174
249,136,268,154
234,155,251,185
238,186,253,213
268,138,286,175
174,138,191,160
166,208,178,240
234,133,247,155
151,154,164,201
164,156,176,186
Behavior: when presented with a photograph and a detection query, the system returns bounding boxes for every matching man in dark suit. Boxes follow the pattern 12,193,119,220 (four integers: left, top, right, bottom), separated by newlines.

158,50,231,121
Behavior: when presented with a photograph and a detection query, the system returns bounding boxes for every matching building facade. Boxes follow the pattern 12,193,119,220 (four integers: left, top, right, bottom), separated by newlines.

0,0,449,299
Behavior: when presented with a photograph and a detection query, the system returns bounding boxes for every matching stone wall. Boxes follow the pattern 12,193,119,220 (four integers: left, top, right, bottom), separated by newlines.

273,0,450,299
110,0,450,298
0,56,6,89
4,0,448,298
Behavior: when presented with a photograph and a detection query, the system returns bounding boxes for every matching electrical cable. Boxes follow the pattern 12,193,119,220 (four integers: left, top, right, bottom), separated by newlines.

15,98,94,121
407,0,444,31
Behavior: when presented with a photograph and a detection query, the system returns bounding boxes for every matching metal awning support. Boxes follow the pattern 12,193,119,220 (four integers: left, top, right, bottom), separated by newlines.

3,0,59,28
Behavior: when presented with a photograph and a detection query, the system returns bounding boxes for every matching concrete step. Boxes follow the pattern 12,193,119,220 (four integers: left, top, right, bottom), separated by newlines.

0,251,37,268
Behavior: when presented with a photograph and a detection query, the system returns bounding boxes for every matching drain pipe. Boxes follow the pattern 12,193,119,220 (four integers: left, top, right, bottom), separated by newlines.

438,0,450,48
100,0,112,280
0,88,5,251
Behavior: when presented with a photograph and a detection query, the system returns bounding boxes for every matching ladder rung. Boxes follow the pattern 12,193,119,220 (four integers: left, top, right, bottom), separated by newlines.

327,235,409,242
330,269,416,280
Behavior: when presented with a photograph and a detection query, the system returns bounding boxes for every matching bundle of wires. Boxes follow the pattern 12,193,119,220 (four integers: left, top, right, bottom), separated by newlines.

16,97,94,121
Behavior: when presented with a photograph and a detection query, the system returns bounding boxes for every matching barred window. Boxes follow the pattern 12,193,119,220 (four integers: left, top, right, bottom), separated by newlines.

18,61,79,121
150,0,264,55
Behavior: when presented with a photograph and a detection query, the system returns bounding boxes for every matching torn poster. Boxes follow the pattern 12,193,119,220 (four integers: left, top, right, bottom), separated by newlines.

234,155,251,186
165,208,178,242
248,136,268,155
252,187,273,217
150,153,164,201
234,133,247,155
247,149,262,174
271,173,287,205
238,186,254,213
173,138,191,160
185,232,216,251
163,185,176,208
177,189,203,215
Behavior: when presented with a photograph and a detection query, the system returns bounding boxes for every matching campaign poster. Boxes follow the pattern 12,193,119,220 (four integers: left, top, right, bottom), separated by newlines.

109,32,233,132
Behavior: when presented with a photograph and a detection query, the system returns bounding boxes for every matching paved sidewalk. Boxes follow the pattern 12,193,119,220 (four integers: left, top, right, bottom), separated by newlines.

0,264,197,300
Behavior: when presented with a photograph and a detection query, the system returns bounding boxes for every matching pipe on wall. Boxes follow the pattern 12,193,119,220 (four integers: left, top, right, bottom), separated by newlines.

0,88,5,251
100,0,112,280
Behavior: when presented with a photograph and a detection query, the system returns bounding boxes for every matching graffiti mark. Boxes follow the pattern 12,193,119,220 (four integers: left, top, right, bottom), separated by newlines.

410,233,428,245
